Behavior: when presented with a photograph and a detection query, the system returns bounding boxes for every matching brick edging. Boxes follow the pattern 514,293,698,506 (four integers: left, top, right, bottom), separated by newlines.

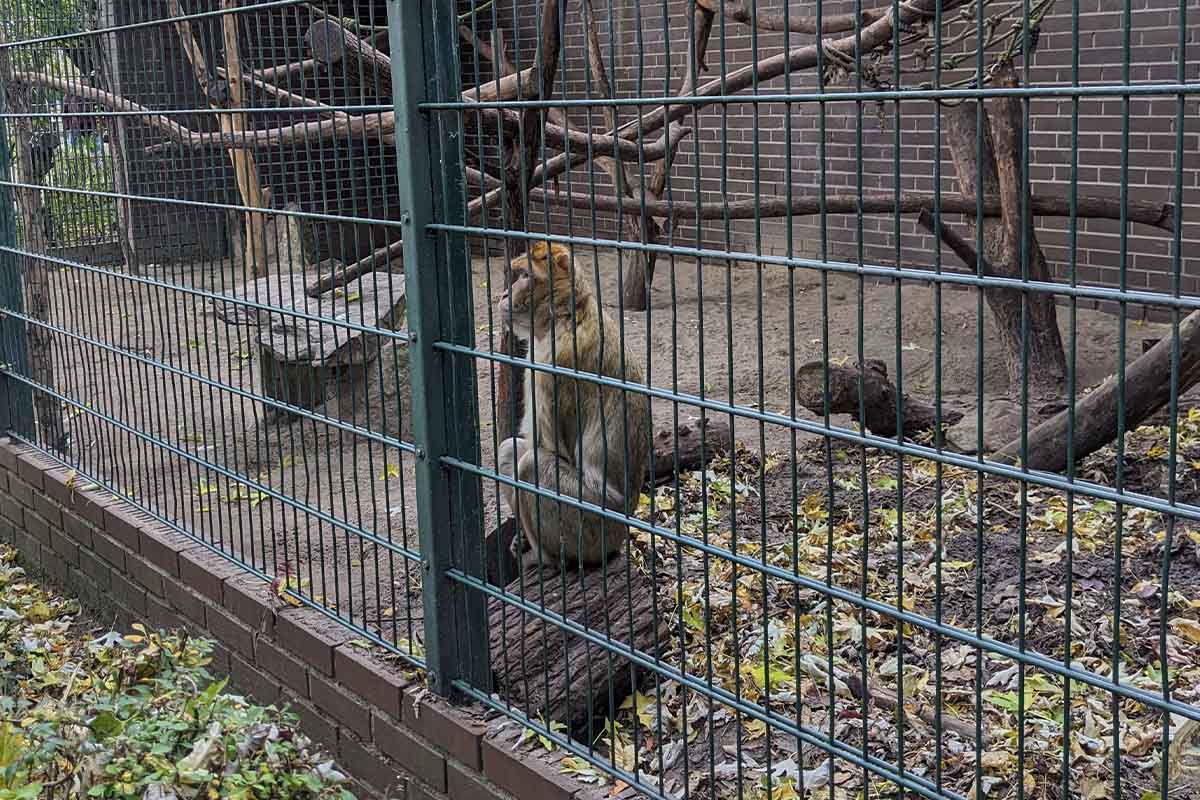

0,437,600,800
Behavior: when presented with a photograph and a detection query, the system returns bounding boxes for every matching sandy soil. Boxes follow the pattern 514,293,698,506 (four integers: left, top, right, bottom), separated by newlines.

44,250,1173,652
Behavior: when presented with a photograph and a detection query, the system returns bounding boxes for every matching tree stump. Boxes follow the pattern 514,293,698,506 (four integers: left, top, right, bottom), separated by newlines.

795,359,961,438
646,415,733,486
488,552,665,735
212,271,406,417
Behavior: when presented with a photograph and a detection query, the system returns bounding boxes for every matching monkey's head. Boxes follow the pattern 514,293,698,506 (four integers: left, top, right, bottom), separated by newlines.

497,241,588,339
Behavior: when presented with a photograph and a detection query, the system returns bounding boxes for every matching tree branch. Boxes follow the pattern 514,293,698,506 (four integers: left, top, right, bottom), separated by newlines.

694,0,886,34
530,186,1176,231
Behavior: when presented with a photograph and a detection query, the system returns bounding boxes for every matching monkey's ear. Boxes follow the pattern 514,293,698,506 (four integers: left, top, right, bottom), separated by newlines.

548,243,572,276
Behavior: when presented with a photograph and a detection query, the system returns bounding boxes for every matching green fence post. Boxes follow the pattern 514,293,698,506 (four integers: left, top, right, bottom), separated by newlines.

0,99,33,439
387,0,491,697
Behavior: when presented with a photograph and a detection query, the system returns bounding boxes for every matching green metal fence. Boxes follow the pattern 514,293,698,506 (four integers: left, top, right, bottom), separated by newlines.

2,1,1200,798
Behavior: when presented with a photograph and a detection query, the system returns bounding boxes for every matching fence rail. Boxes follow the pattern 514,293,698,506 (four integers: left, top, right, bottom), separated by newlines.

1,1,1199,798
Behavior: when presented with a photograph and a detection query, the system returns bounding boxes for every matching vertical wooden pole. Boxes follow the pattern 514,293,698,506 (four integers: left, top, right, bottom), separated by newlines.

220,0,269,277
97,0,139,273
168,0,269,276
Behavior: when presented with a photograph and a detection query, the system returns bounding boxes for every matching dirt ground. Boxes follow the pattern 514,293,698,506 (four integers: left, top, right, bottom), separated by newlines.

43,249,1196,798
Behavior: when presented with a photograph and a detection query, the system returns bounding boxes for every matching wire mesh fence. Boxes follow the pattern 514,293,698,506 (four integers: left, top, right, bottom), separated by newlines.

2,1,1200,799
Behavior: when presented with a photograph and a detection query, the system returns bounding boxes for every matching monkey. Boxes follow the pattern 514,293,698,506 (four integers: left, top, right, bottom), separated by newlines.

495,241,651,571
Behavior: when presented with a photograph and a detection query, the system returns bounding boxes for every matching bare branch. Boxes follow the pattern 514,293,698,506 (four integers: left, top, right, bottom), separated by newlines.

916,209,988,272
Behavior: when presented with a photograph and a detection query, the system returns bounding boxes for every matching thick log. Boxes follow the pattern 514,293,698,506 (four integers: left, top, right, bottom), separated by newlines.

215,65,336,112
529,186,1175,231
466,107,693,163
488,553,665,733
0,31,64,452
994,309,1200,472
795,359,961,437
646,416,733,486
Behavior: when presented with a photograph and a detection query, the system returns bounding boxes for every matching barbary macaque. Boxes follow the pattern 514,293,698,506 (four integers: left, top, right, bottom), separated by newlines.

496,241,650,569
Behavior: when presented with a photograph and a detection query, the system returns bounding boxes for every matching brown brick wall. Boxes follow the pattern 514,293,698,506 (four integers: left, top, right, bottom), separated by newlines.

0,438,599,800
470,0,1199,311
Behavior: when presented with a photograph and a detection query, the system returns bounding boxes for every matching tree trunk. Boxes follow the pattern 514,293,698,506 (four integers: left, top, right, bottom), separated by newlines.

0,34,65,452
994,309,1200,472
989,67,1067,394
488,553,665,734
943,71,1066,396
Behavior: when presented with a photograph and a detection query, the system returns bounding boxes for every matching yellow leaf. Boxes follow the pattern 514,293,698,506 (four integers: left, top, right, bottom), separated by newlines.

380,463,401,481
1169,617,1200,644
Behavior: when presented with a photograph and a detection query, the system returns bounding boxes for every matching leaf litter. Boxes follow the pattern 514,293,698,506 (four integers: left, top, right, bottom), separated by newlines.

541,411,1200,799
0,544,355,799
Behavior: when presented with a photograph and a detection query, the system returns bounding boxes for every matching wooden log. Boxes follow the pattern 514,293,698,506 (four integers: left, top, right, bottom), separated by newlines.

488,553,666,733
528,185,1175,232
304,243,403,299
465,107,694,163
795,359,962,437
994,309,1200,472
646,416,733,486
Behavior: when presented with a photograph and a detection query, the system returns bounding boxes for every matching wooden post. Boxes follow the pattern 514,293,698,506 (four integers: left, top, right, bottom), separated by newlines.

0,30,65,451
97,0,139,273
168,0,269,276
220,0,269,276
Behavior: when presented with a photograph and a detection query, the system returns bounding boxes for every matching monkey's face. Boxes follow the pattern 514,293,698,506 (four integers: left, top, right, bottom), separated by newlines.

497,257,535,337
496,242,575,339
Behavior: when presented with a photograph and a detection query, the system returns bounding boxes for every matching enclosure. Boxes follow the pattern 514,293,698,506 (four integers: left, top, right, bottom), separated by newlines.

1,0,1200,798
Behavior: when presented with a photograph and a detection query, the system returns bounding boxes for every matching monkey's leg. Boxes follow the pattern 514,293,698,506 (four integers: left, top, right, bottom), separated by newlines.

516,450,629,570
496,437,529,561
514,447,585,570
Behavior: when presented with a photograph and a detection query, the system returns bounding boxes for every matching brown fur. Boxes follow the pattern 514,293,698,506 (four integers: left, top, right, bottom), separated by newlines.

496,241,651,569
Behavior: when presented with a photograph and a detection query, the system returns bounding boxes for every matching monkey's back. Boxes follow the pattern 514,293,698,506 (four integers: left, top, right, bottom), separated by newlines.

529,305,651,495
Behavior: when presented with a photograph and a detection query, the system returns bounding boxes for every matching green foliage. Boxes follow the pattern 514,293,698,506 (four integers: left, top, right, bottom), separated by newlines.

1,0,93,73
43,140,116,245
0,545,355,799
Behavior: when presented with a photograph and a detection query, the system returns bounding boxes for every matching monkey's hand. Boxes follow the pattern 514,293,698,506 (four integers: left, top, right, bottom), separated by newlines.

494,288,513,331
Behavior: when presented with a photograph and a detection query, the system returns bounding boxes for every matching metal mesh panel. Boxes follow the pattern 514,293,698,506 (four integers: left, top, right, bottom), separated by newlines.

0,0,424,665
2,1,1200,798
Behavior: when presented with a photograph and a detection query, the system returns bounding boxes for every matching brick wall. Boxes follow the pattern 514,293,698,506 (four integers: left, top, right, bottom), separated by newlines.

479,0,1200,311
0,438,599,800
